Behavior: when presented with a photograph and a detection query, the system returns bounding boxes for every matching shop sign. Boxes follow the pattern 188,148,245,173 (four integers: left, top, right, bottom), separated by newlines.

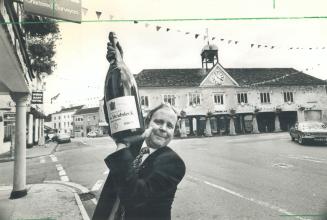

24,0,82,23
31,91,43,104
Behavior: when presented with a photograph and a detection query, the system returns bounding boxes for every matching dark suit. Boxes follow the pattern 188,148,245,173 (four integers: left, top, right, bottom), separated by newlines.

92,142,186,220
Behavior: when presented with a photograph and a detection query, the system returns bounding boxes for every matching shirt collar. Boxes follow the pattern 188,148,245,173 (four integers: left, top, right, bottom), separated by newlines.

141,142,157,155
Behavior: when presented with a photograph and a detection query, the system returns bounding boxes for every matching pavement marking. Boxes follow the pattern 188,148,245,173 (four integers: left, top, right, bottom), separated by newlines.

288,155,327,164
272,163,294,169
91,180,104,192
74,192,91,220
61,175,70,182
187,175,311,220
49,154,58,162
59,170,67,176
56,164,64,171
40,157,46,164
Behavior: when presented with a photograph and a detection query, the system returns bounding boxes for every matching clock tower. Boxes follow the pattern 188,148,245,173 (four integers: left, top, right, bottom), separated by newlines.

201,43,218,70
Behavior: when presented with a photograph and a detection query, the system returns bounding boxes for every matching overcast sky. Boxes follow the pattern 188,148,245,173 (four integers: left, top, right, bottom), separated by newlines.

44,0,327,114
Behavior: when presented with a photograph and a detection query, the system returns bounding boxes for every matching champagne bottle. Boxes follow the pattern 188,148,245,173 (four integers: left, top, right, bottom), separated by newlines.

104,32,145,141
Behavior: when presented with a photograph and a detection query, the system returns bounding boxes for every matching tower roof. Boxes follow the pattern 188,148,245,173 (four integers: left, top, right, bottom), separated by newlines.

201,44,218,53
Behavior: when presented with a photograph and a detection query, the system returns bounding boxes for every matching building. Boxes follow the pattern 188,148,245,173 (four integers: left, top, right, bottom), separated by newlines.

73,107,100,137
0,0,45,198
51,105,84,135
135,44,327,137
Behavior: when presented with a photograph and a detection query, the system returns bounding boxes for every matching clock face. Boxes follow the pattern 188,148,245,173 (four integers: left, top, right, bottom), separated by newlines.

210,70,224,85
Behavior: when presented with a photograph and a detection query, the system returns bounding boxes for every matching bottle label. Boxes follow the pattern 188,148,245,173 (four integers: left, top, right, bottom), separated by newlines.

106,96,140,134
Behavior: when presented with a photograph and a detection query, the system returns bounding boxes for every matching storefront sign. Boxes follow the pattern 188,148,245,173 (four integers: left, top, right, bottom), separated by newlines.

24,0,82,23
31,91,43,104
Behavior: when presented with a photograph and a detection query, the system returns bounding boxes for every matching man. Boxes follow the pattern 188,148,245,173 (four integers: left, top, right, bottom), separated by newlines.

92,33,186,220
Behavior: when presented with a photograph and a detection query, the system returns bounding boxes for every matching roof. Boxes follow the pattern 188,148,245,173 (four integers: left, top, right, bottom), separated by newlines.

225,68,326,86
55,105,84,114
135,68,326,87
74,107,99,116
135,69,209,87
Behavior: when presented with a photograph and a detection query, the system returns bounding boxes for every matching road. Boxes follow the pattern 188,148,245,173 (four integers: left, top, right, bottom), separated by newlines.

1,132,327,220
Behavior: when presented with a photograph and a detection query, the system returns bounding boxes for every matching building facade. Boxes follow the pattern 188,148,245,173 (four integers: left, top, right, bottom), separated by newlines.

73,107,100,137
51,105,83,135
135,45,327,137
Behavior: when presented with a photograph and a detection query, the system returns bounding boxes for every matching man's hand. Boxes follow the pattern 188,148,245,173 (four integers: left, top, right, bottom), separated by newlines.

106,32,123,65
115,127,153,151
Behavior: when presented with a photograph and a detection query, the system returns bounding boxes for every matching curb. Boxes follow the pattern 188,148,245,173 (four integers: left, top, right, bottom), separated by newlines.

0,142,58,163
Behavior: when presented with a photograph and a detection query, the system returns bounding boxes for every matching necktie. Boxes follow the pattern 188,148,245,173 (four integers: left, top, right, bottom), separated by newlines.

132,147,150,173
113,147,150,220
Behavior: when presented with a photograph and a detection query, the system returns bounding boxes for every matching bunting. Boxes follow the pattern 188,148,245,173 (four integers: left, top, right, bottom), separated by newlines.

95,11,102,20
77,7,327,51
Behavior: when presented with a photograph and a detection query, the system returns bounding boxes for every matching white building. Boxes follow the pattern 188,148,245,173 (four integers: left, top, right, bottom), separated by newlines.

51,105,83,135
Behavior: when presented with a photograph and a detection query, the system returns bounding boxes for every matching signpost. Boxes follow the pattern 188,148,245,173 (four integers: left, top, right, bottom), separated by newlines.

24,0,82,23
31,91,43,104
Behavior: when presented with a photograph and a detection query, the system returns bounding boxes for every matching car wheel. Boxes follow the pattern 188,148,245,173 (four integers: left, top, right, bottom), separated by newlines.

298,135,305,145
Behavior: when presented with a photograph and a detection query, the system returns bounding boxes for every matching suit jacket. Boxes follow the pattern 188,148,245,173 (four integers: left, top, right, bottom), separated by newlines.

92,141,186,220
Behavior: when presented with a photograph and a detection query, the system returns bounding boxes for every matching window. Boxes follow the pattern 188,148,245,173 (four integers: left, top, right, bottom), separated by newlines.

284,91,294,103
237,93,248,104
59,122,61,129
213,94,224,105
163,95,176,106
93,116,96,120
54,123,56,129
54,117,56,120
260,92,270,103
58,116,61,120
189,93,201,106
141,96,149,107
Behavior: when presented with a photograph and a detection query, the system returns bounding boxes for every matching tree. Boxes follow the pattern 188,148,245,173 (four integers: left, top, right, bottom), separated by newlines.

23,15,61,76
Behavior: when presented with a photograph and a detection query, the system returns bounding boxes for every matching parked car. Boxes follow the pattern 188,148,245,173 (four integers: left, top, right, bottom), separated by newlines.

289,121,327,145
57,133,71,144
87,131,97,138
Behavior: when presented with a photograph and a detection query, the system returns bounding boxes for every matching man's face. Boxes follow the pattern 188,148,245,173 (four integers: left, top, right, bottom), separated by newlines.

146,107,178,149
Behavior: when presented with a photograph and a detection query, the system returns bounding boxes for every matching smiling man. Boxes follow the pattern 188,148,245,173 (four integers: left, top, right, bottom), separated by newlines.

92,103,186,220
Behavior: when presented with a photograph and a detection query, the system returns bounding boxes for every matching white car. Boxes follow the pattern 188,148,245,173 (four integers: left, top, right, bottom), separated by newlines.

87,131,97,138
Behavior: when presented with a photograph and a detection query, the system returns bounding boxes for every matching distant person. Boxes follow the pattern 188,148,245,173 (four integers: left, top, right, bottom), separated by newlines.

92,33,186,220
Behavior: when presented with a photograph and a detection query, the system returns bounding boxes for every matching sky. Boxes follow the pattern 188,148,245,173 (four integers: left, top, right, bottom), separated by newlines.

44,0,327,114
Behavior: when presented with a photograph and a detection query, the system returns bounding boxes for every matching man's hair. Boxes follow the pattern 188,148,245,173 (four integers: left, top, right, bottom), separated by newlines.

144,103,178,127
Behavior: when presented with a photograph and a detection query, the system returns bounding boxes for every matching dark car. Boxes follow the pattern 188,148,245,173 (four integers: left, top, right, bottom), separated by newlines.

57,133,71,144
289,121,327,145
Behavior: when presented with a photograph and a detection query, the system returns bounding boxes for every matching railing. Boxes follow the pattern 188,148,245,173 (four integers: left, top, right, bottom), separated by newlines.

0,0,34,84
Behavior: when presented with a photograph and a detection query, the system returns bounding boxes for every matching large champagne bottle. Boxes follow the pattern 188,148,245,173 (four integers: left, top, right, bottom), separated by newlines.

104,32,145,141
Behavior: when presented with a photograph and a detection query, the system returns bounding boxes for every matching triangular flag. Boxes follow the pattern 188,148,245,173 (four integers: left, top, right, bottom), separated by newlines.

251,44,254,48
258,45,261,48
166,28,170,32
264,45,268,48
133,20,138,24
271,46,274,49
212,37,215,40
145,23,149,27
228,40,232,44
289,47,293,50
309,48,312,50
195,34,199,39
177,29,181,32
235,41,238,44
185,32,190,35
322,47,326,49
96,11,102,19
82,7,88,16
220,39,224,41
156,26,161,31
109,15,114,20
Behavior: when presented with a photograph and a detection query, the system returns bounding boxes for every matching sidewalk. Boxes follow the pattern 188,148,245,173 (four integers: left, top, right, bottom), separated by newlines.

0,183,86,220
0,141,58,163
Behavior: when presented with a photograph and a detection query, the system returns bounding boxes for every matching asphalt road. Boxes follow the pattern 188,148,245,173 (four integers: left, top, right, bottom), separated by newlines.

1,132,327,220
